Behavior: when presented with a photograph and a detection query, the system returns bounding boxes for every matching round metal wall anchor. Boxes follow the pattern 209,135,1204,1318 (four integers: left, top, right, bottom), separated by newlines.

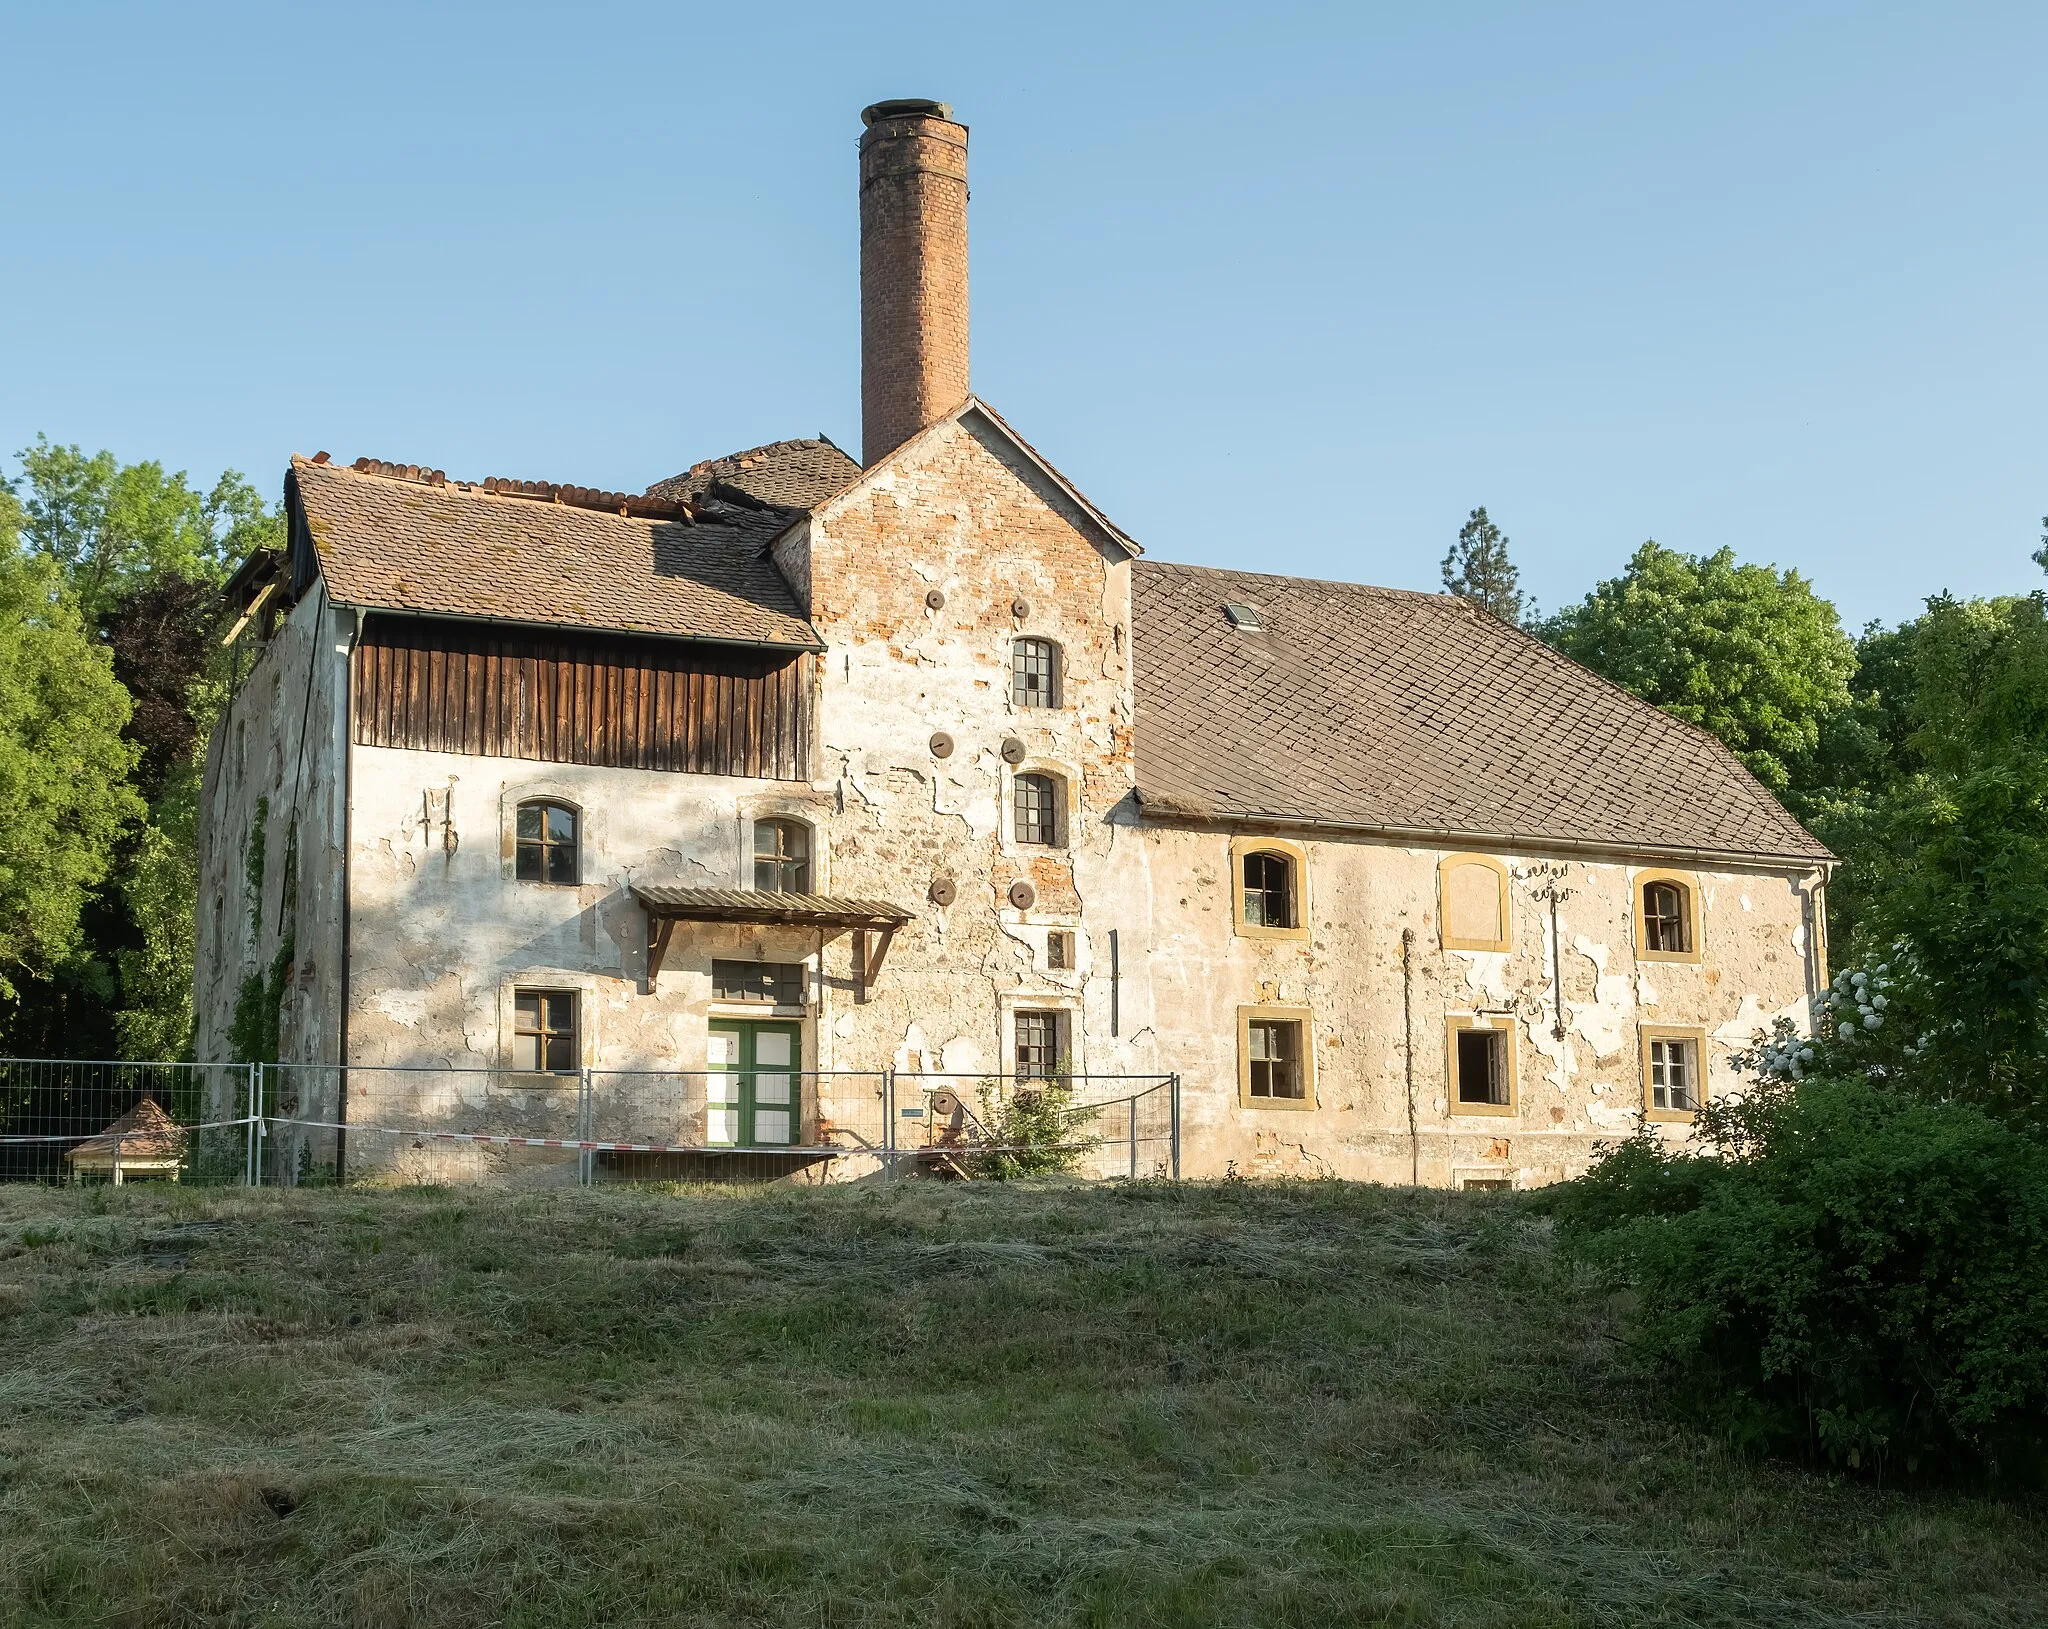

925,588,946,610
1011,596,1031,619
1008,880,1037,910
1000,736,1027,764
929,876,958,906
929,731,955,759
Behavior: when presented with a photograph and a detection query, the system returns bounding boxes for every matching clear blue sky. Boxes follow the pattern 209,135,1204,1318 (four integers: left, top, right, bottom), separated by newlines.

3,2,2042,630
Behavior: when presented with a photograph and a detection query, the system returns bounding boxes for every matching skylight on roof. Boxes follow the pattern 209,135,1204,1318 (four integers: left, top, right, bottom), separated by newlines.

1224,601,1264,632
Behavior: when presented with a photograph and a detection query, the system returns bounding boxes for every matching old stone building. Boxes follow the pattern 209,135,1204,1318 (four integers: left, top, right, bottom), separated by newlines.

197,99,1831,1187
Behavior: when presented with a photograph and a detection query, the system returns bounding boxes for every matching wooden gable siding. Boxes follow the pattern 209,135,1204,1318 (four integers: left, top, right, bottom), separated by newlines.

352,617,811,781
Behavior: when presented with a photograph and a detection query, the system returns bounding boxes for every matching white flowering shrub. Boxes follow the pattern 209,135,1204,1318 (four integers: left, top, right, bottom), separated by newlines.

1738,944,1925,1088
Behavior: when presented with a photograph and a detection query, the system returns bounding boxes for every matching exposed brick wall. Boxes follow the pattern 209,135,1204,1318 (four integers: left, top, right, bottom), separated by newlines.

859,108,970,468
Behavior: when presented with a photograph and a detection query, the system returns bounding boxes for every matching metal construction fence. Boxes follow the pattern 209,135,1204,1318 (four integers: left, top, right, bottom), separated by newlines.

0,1057,1179,1187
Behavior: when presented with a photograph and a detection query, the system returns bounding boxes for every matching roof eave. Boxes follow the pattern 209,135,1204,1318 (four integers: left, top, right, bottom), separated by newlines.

336,601,826,655
1130,792,1834,871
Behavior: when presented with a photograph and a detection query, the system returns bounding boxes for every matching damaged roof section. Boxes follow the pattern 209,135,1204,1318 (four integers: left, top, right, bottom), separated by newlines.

290,454,821,649
1131,561,1831,865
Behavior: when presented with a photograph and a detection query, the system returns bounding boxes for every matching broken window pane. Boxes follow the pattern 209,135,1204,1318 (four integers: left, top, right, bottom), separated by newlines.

1247,1019,1304,1099
1243,851,1295,929
1643,882,1691,953
515,801,579,885
753,819,811,893
1014,773,1059,846
1012,639,1058,707
1016,1010,1063,1079
513,989,577,1072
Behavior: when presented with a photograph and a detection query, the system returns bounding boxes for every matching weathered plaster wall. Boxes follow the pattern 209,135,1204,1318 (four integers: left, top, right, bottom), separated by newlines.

194,586,352,1174
1134,825,1820,1185
796,413,1158,1091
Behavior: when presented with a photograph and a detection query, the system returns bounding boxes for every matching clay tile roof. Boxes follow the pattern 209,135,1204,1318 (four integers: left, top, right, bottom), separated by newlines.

292,455,820,649
645,437,860,514
1132,561,1830,865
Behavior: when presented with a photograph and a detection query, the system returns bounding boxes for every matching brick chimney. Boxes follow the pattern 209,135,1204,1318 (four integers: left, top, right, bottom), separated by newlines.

859,99,969,468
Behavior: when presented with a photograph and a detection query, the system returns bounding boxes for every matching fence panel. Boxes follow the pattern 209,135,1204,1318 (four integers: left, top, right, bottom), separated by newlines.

897,1073,1179,1180
0,1058,254,1185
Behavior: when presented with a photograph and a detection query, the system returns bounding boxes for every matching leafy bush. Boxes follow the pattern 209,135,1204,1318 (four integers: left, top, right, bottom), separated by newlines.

972,1078,1098,1179
1549,1076,2048,1481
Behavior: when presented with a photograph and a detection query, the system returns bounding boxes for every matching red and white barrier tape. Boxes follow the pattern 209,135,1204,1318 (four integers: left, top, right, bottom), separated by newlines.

265,1117,839,1156
0,1116,257,1144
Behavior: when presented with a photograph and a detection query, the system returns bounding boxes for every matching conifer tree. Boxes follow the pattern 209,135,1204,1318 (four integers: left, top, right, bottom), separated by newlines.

1441,506,1529,625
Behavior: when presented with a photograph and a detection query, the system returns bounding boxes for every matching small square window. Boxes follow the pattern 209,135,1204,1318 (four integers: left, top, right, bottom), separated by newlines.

1012,639,1058,708
1015,1009,1064,1079
1247,1019,1305,1100
1649,1036,1699,1114
515,802,579,885
512,990,577,1073
1454,1026,1511,1109
1046,931,1074,971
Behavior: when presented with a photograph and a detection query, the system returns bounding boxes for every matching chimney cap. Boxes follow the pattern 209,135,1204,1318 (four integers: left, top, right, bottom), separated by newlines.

862,98,952,127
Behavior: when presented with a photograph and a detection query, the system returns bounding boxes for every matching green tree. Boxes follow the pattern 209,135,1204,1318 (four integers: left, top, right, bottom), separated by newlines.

1540,541,1856,795
0,549,145,1003
1441,506,1530,624
3,438,280,1057
14,436,270,629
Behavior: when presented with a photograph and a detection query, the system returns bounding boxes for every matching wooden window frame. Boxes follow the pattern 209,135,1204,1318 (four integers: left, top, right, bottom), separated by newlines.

1438,854,1511,953
1011,637,1061,709
1634,869,1703,964
1046,930,1075,971
511,988,579,1075
1229,835,1310,942
1640,1024,1709,1122
1237,1005,1316,1111
514,799,581,886
1446,1013,1518,1117
752,817,813,894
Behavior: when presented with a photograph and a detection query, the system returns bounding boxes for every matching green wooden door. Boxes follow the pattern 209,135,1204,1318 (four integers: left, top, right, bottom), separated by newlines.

707,1021,802,1148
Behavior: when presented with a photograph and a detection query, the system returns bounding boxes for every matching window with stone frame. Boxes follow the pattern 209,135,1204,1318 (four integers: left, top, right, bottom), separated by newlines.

1015,1009,1065,1079
1013,772,1061,846
512,990,577,1073
515,801,580,885
1455,1026,1511,1108
1242,849,1297,929
753,818,811,893
1246,1018,1306,1100
1012,638,1059,708
1648,1034,1699,1114
1642,880,1692,954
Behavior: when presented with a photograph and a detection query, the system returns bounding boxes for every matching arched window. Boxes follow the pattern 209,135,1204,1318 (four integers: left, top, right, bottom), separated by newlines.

1013,772,1062,846
1439,855,1510,953
1011,638,1059,708
1636,872,1699,961
1243,850,1296,929
515,801,579,885
753,818,811,893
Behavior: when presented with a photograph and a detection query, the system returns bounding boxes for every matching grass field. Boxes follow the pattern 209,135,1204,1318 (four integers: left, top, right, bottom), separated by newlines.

1,1178,2043,1627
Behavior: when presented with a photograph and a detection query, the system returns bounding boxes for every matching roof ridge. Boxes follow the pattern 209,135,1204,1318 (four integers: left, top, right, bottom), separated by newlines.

294,454,696,523
1137,557,1447,606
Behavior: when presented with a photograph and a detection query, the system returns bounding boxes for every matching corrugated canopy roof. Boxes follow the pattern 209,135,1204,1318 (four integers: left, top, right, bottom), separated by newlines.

632,886,913,928
1131,561,1830,865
